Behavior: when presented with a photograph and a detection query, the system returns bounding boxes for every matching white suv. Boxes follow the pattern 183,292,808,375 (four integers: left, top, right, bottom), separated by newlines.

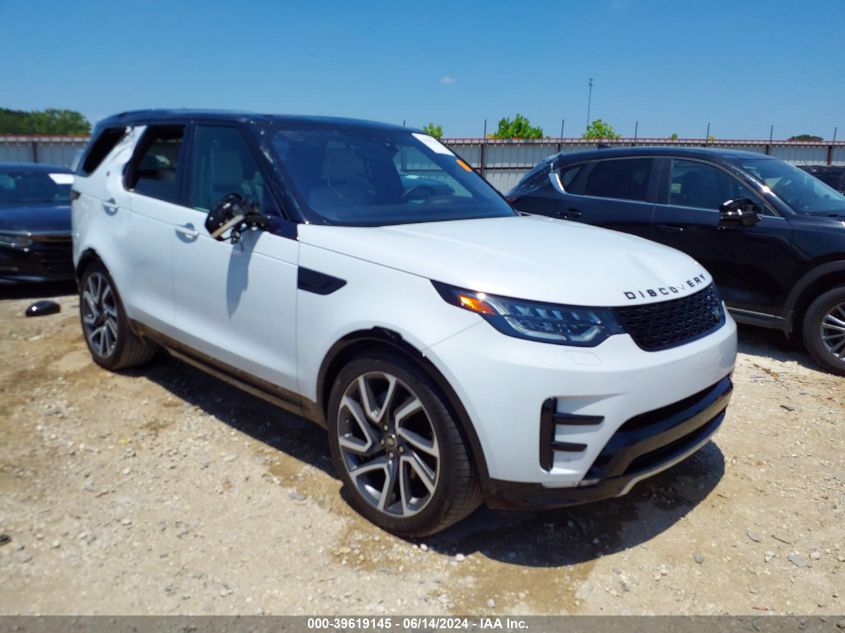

72,110,737,536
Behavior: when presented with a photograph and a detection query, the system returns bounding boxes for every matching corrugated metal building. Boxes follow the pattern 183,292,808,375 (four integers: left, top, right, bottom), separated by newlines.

0,135,87,169
2,134,843,193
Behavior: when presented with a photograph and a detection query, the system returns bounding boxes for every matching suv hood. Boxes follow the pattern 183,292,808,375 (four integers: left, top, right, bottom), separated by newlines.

0,203,71,234
299,215,711,307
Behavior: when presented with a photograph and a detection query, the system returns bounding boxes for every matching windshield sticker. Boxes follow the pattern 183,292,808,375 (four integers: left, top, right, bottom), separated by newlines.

49,173,74,185
412,133,454,156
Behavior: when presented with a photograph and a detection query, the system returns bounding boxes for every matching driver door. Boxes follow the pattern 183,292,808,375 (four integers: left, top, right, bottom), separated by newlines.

170,123,300,394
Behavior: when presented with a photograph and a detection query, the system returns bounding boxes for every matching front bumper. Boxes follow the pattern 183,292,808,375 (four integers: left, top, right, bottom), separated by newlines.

484,376,731,509
0,236,74,283
425,313,737,494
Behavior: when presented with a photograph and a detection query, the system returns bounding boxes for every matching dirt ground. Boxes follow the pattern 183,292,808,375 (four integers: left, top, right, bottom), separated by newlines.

1,285,843,616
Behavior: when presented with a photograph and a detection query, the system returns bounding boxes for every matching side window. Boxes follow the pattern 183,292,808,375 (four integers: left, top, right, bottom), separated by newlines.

582,158,654,202
669,159,759,211
127,126,185,203
188,126,266,213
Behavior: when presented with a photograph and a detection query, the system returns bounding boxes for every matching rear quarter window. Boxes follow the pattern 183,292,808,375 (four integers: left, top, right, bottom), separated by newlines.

510,163,550,197
78,127,127,176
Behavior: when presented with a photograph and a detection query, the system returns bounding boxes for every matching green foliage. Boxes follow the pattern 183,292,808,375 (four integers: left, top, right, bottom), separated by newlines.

490,114,543,139
669,132,679,140
421,122,443,139
707,135,716,142
0,107,91,135
582,119,620,139
788,133,823,142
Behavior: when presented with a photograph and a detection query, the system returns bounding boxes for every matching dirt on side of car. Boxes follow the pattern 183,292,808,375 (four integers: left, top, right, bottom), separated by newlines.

0,291,843,615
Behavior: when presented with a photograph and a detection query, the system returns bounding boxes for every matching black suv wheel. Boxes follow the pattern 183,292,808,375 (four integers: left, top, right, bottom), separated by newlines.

802,286,845,376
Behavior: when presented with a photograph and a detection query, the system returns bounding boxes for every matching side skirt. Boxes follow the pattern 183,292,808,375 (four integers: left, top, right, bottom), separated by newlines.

728,307,790,333
131,321,325,428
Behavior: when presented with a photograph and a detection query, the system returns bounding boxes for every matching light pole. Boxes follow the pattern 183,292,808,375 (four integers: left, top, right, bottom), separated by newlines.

586,78,593,131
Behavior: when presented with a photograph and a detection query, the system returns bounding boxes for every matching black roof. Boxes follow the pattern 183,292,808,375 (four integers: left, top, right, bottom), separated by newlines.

554,146,777,163
0,162,73,173
97,109,413,133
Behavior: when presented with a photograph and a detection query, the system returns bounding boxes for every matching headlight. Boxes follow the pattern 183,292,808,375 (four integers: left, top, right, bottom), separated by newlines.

432,281,624,347
0,232,33,250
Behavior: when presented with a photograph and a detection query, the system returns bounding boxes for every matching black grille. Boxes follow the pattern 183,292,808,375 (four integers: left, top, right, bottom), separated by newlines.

614,284,724,352
31,236,73,274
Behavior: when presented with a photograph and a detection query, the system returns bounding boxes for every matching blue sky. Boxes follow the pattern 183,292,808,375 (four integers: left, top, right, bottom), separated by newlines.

2,0,843,139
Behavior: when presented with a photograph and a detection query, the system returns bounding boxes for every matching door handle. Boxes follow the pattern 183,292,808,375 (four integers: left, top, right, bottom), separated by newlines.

558,208,582,220
174,223,199,238
656,224,685,233
103,199,118,215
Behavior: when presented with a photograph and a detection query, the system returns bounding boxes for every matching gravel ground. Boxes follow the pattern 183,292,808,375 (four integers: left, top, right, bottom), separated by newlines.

1,286,843,615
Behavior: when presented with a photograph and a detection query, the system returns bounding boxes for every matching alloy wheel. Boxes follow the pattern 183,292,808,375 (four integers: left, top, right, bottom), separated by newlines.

820,301,845,360
336,372,440,517
81,272,119,359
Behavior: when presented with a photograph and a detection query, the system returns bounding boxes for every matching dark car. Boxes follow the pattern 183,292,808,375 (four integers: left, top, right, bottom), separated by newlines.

798,164,845,194
507,147,845,375
0,163,74,283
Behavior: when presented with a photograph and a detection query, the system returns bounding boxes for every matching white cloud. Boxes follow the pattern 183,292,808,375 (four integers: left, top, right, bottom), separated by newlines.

439,75,457,85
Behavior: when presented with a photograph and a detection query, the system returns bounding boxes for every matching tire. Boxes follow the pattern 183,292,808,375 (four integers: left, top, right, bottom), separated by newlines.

326,352,482,537
78,262,156,370
802,286,845,376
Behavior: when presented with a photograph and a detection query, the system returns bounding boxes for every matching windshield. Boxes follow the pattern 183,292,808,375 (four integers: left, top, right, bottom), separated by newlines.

0,169,73,205
731,158,845,215
262,123,514,226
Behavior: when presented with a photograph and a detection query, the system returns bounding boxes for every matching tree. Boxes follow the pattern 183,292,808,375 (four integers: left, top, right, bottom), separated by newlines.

583,119,620,139
669,132,679,140
0,107,91,134
490,114,543,139
421,122,443,139
788,133,823,142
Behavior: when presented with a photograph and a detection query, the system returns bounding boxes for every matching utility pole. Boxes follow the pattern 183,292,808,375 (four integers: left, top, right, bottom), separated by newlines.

834,126,838,143
705,122,711,145
560,119,565,140
480,119,488,177
634,121,639,143
769,124,774,143
586,78,593,131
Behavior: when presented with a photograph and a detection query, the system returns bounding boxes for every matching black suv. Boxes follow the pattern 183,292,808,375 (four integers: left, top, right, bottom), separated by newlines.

507,147,845,375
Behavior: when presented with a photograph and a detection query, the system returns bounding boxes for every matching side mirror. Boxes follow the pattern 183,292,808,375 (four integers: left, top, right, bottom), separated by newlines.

719,197,761,227
205,193,267,242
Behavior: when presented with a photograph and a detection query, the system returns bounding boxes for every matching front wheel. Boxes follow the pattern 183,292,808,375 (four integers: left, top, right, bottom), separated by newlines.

802,286,845,376
326,353,481,536
79,262,156,370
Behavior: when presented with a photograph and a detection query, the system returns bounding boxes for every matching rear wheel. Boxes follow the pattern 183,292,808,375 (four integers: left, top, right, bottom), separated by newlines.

327,352,481,536
802,286,845,376
79,262,155,370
